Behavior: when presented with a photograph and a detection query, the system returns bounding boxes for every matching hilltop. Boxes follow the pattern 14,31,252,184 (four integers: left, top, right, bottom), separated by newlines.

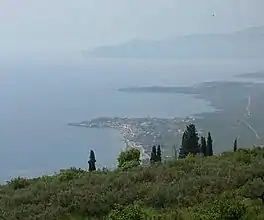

1,147,264,219
83,26,264,59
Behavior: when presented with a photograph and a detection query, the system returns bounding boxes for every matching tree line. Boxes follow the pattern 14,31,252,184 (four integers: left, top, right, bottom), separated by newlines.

87,123,239,171
178,123,213,159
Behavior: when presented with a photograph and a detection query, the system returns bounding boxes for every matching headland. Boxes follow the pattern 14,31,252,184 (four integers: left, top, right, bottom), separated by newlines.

69,80,264,158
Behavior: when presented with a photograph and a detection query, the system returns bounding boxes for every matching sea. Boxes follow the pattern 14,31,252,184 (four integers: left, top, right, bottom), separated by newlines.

0,54,263,182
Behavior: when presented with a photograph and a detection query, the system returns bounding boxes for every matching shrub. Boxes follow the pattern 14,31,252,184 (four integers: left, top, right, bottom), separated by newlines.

191,197,247,220
233,149,252,164
117,148,140,170
2,147,264,219
239,178,264,202
57,167,87,181
7,176,31,190
107,204,147,220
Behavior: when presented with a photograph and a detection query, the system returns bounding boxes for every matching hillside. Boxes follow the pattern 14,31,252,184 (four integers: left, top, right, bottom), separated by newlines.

83,26,264,59
1,147,264,219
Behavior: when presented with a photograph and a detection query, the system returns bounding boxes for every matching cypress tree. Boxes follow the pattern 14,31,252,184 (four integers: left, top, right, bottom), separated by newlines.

181,124,200,156
178,146,186,159
233,138,238,152
150,145,157,164
88,150,96,171
179,132,187,159
200,136,207,156
156,145,162,162
206,132,213,156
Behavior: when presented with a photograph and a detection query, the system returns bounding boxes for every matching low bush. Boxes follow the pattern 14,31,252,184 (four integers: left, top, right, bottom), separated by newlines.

1,147,264,219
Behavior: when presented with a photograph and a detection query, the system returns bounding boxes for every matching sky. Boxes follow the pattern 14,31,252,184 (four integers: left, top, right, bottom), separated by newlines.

0,0,263,56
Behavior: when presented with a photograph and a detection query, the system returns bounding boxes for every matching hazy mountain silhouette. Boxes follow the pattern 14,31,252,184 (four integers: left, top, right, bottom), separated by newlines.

83,26,264,59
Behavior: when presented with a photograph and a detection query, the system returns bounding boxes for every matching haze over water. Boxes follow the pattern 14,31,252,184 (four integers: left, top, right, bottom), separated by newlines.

0,56,263,182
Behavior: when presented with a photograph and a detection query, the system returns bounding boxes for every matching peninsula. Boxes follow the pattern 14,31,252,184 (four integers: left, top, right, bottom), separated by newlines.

68,116,197,159
235,72,264,79
69,81,264,157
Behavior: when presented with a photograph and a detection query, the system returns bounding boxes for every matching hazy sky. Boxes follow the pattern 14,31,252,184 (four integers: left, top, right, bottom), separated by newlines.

0,0,263,55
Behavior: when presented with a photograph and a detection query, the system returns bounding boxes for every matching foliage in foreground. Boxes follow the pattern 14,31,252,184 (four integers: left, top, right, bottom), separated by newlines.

2,147,264,219
117,147,140,170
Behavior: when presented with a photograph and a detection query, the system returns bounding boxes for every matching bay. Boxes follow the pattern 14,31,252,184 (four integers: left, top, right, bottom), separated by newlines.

0,56,262,182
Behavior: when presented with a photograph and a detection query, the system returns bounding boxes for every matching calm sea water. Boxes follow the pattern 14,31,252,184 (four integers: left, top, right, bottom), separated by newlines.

0,56,262,182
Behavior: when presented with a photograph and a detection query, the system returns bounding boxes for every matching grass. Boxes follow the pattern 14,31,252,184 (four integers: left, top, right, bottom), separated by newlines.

1,147,264,219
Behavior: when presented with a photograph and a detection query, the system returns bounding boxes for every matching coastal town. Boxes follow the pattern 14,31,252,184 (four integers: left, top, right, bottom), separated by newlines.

68,81,264,160
68,116,198,159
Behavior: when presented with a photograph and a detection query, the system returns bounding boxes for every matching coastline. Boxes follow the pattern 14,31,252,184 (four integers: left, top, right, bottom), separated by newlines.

68,80,264,157
68,122,152,161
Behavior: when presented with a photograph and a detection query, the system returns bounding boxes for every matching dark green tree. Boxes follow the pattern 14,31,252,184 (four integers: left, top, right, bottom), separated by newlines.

156,145,162,162
234,138,238,152
150,145,157,164
178,146,186,159
200,136,207,156
206,132,213,156
181,124,200,156
88,150,96,171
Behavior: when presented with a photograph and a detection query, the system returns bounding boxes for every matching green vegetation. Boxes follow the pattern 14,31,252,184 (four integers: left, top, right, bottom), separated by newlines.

234,138,238,152
2,124,264,219
117,147,140,170
181,124,200,157
156,145,162,163
206,132,213,156
2,147,264,219
179,123,207,158
150,145,162,164
200,136,207,156
150,145,157,164
88,150,96,172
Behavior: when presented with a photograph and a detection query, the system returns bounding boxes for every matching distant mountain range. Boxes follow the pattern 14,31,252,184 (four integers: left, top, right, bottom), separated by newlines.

83,26,264,59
